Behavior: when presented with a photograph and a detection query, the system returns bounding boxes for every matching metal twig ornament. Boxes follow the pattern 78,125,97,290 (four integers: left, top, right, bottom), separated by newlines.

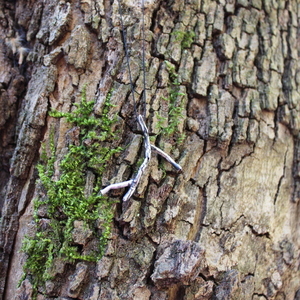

100,0,182,201
100,116,182,201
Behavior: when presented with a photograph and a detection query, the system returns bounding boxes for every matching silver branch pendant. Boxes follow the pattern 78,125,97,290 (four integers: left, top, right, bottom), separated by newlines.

100,115,182,201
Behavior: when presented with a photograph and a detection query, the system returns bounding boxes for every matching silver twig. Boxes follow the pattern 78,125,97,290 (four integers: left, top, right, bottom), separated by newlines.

100,180,133,195
151,144,182,172
100,115,182,201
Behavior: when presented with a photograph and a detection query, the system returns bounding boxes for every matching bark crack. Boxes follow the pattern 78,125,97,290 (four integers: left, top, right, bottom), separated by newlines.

216,144,255,198
273,148,288,206
247,224,270,239
252,293,268,300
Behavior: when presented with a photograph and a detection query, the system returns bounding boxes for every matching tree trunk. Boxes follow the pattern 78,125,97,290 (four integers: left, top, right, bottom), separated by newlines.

1,0,300,299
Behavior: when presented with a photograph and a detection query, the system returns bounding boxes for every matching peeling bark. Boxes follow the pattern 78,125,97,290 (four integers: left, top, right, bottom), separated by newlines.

1,0,300,299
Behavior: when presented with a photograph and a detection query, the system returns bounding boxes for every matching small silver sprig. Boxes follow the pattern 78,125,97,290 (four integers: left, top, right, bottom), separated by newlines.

100,115,182,201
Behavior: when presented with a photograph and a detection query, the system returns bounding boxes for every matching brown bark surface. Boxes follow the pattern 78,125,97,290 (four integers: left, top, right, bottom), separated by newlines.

1,0,300,299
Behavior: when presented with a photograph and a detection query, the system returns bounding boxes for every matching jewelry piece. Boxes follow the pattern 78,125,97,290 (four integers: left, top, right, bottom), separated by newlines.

100,115,182,201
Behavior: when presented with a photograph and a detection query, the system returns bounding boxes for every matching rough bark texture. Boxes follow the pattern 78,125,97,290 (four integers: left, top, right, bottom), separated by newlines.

1,0,300,299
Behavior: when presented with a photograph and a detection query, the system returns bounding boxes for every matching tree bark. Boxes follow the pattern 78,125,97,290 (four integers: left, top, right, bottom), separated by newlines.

1,0,300,299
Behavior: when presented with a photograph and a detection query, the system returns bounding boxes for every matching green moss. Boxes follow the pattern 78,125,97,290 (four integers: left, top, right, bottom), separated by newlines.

156,61,186,144
172,30,195,49
21,88,121,296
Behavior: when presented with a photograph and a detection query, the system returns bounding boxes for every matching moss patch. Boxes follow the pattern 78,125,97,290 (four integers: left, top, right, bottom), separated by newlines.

156,60,186,144
21,88,121,295
172,30,195,49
